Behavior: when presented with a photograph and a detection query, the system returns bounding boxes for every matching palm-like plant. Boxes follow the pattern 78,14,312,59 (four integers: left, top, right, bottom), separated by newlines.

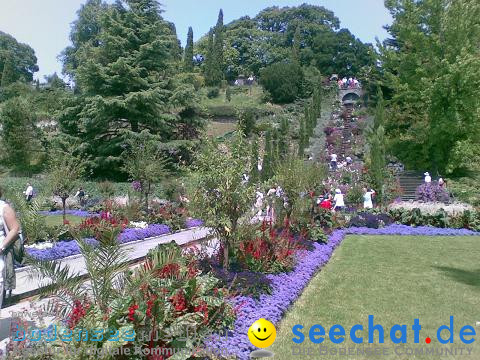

26,218,130,318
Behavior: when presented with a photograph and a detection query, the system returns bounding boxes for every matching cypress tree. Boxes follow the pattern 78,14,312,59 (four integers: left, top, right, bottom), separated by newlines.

292,26,301,64
298,117,306,157
368,88,387,201
205,29,216,86
262,131,274,180
211,9,224,86
183,27,194,72
250,135,260,183
278,117,289,159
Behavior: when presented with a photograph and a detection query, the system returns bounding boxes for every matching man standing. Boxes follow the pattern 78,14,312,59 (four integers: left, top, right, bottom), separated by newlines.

24,183,34,202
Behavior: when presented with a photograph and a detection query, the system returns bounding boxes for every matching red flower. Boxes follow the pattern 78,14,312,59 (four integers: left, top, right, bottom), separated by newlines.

63,219,70,225
169,290,187,312
128,304,139,322
194,301,209,324
156,263,180,279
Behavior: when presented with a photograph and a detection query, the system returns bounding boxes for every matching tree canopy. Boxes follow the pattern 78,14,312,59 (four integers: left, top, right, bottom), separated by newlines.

195,4,374,80
380,0,480,175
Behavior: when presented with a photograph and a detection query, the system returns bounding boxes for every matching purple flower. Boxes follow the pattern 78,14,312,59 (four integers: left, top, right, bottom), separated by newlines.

28,225,171,261
131,180,142,192
39,210,94,217
185,219,204,228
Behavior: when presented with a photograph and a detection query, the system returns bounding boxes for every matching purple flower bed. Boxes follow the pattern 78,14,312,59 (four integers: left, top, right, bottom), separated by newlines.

26,224,171,261
39,210,94,217
206,225,480,359
185,218,204,228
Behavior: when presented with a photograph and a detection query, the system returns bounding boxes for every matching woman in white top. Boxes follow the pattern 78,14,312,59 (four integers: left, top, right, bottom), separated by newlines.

363,188,375,209
424,172,431,183
333,189,345,211
0,197,21,310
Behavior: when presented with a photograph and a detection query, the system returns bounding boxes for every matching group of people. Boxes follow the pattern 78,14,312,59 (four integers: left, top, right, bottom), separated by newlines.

23,184,87,206
423,172,446,188
337,77,361,89
317,187,376,211
329,153,352,171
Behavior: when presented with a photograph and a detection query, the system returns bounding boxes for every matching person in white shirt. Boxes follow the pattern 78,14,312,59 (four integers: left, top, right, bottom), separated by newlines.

24,183,34,202
363,188,375,209
330,153,338,170
424,172,431,184
254,189,264,218
333,189,345,211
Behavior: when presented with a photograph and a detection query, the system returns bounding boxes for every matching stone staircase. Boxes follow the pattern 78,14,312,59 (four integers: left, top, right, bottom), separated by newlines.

341,107,354,156
398,171,424,201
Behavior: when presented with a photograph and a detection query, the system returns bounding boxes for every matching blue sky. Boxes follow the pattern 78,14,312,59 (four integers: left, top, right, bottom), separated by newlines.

0,0,392,79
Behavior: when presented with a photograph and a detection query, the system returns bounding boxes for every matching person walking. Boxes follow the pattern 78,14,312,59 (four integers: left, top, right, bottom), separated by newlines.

363,188,376,209
330,153,338,171
333,189,345,211
24,183,34,202
0,189,21,309
75,187,86,207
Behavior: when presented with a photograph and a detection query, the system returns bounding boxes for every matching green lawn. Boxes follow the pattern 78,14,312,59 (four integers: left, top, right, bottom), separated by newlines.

44,215,85,227
271,235,480,359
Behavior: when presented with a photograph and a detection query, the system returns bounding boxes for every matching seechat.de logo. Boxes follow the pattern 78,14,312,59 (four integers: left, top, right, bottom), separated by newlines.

292,316,476,345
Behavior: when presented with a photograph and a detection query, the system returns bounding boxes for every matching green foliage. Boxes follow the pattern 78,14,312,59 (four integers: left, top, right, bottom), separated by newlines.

260,62,304,103
97,180,115,199
122,131,170,211
262,130,275,181
206,86,220,99
46,149,85,219
273,156,325,219
0,97,42,173
195,4,373,79
186,133,255,268
380,0,480,174
346,185,364,206
183,26,194,72
5,191,48,245
237,106,257,137
225,86,232,102
367,89,387,201
60,0,190,179
0,31,38,85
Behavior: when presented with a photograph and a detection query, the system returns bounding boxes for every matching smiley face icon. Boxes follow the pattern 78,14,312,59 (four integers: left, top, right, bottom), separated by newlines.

248,318,276,348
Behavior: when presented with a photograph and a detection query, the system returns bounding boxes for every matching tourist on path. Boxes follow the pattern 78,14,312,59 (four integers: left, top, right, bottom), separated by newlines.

424,172,431,184
333,189,345,211
330,153,338,170
0,188,21,309
75,187,86,207
24,183,34,202
363,188,376,209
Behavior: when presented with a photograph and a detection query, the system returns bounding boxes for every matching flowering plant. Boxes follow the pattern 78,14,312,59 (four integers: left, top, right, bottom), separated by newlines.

235,220,307,274
416,182,450,203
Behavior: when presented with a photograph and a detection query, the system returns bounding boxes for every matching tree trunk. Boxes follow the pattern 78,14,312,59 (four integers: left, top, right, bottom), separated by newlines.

62,197,67,222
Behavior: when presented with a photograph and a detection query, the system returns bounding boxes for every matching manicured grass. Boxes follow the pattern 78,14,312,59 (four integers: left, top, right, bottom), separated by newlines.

271,235,480,359
44,215,85,227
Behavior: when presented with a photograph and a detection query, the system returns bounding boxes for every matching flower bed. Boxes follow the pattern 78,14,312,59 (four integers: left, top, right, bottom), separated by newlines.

25,218,204,262
26,224,171,261
39,210,94,217
206,225,480,359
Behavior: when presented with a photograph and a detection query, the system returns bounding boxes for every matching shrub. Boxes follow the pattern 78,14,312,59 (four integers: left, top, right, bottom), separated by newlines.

346,186,364,206
97,180,115,199
415,183,450,203
349,212,393,229
259,62,304,104
206,87,220,99
234,221,306,274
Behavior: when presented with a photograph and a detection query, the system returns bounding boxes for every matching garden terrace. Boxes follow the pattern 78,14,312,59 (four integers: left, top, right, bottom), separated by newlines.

7,226,212,304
